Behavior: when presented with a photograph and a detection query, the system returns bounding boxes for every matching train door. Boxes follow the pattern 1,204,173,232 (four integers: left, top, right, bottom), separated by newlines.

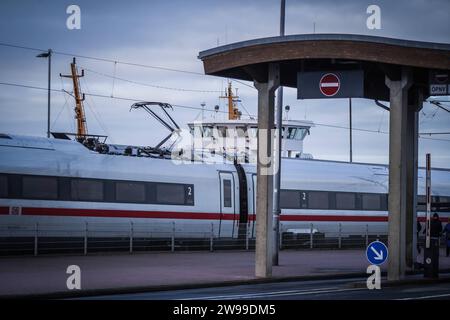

219,172,236,237
251,174,257,238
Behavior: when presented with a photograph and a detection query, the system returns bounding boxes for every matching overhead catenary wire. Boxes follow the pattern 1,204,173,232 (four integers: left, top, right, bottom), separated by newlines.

79,76,114,142
429,100,450,113
0,41,255,89
1,80,449,143
83,67,223,93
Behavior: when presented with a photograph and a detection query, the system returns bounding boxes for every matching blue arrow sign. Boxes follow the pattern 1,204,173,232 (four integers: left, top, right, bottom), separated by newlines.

366,241,388,265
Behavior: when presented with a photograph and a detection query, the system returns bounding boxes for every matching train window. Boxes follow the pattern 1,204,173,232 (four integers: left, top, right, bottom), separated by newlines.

156,183,185,205
22,176,58,200
280,190,300,209
440,196,450,204
417,195,426,211
439,196,450,212
0,175,8,198
71,179,104,201
381,194,388,211
308,191,329,209
336,192,356,210
223,179,232,207
115,182,145,203
362,194,381,210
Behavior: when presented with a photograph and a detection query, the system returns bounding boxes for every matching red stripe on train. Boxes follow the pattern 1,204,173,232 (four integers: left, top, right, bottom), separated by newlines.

4,207,446,222
0,206,393,222
21,207,230,220
281,215,387,222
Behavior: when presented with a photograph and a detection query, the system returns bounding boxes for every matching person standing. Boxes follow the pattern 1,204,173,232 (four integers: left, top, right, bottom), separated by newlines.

444,218,450,257
423,213,443,277
430,213,443,238
417,220,422,254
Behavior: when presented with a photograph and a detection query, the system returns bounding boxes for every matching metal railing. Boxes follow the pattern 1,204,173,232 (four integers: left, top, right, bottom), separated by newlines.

0,221,437,256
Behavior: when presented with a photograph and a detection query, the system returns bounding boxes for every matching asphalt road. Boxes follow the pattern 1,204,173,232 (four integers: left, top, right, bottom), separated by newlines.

81,276,450,300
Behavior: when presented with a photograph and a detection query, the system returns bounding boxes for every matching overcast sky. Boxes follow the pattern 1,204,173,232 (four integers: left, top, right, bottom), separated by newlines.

0,0,449,167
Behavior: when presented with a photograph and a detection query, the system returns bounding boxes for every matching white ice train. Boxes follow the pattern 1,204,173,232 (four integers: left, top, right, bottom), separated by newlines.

0,132,449,239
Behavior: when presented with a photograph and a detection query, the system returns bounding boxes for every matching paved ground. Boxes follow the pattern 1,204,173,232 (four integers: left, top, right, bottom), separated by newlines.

85,276,450,300
1,249,449,297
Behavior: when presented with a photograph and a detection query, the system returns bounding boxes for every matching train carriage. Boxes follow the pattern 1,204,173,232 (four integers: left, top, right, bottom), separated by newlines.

1,133,449,242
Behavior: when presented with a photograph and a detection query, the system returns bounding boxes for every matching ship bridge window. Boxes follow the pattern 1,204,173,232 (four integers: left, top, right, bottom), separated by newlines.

202,126,214,138
116,182,145,203
0,175,8,198
236,127,247,138
336,192,356,210
295,128,308,140
248,127,257,138
193,126,203,138
286,127,308,140
23,176,58,200
71,179,104,201
217,126,228,138
308,191,329,209
362,193,381,210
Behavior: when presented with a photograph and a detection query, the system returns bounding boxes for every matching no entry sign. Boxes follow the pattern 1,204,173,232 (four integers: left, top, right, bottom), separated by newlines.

319,73,340,96
297,70,364,99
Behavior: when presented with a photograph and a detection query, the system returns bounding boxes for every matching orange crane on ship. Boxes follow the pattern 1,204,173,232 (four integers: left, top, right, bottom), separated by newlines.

220,81,241,120
60,57,87,142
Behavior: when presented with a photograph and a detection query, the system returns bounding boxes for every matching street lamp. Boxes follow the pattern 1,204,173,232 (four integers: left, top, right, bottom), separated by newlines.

36,49,52,138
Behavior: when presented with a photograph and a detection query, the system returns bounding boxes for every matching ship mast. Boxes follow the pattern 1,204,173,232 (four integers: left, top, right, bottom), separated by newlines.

60,57,87,141
220,82,241,120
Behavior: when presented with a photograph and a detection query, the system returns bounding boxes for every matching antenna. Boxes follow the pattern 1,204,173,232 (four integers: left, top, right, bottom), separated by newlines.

284,105,290,120
219,82,241,120
214,105,220,120
201,102,206,121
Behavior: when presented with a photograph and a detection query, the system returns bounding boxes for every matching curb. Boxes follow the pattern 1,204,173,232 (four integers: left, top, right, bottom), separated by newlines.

351,275,450,288
3,269,450,300
1,272,369,300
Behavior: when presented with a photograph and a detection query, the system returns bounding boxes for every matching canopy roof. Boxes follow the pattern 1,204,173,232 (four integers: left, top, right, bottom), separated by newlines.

199,34,450,101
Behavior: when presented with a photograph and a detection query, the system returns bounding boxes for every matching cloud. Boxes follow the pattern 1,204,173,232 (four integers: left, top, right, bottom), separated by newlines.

0,0,449,167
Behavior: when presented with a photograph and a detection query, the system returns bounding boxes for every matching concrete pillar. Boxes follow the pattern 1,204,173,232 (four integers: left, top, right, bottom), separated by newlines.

385,68,412,281
254,64,280,278
405,89,423,269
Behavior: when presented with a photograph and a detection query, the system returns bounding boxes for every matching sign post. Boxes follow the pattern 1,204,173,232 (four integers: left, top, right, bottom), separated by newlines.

424,153,439,278
425,153,432,250
366,241,388,289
